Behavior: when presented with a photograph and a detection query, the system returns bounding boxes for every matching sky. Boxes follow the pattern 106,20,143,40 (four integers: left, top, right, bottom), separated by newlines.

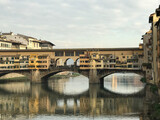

0,0,159,48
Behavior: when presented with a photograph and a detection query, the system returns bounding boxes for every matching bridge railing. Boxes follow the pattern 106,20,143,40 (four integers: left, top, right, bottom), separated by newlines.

50,65,80,71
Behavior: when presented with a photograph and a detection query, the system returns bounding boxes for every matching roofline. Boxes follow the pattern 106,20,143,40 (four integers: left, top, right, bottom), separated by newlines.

0,47,143,52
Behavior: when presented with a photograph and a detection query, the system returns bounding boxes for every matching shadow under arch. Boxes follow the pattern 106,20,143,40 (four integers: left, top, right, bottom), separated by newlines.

75,58,80,66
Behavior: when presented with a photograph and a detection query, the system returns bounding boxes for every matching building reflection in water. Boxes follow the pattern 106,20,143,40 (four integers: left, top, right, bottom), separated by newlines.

112,74,117,91
0,73,145,120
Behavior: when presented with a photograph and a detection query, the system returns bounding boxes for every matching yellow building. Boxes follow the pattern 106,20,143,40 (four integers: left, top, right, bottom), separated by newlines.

0,53,50,70
29,54,50,69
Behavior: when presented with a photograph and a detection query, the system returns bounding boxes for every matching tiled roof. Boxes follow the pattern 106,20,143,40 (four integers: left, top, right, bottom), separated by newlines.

156,5,160,16
17,34,36,39
2,32,13,35
40,40,55,46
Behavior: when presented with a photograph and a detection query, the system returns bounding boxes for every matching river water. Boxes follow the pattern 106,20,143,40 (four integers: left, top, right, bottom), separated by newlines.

0,73,145,120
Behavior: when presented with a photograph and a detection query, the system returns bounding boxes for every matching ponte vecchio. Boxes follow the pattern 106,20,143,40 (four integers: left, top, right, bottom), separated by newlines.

0,47,144,83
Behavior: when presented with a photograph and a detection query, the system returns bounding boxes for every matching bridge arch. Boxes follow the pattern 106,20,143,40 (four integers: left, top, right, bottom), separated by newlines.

75,58,80,66
99,70,144,80
64,58,74,66
97,69,144,84
0,70,32,81
41,69,89,82
56,58,65,67
41,69,88,81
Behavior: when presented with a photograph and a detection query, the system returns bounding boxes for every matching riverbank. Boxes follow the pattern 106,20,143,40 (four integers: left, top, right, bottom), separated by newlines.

0,76,29,83
50,72,80,79
141,83,160,120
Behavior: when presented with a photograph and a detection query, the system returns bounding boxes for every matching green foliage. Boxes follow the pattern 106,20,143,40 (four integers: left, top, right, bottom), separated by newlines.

150,84,158,93
142,63,152,69
0,76,28,82
0,77,27,81
150,103,160,120
140,77,146,83
51,73,80,79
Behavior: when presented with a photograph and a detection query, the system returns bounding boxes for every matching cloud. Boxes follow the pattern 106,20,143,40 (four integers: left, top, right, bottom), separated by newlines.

0,0,10,5
0,0,159,48
61,3,72,7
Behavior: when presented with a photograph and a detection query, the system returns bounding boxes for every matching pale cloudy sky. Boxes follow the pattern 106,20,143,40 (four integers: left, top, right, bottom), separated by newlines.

0,0,159,48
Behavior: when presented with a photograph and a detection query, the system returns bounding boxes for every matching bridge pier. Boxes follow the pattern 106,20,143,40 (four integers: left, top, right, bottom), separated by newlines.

31,70,42,83
89,69,100,84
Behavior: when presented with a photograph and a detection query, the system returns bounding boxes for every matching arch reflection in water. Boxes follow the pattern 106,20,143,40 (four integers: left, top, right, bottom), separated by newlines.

48,75,89,95
104,73,145,94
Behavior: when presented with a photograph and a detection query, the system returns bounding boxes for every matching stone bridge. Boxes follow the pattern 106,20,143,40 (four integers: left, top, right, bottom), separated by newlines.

0,48,144,83
0,66,144,84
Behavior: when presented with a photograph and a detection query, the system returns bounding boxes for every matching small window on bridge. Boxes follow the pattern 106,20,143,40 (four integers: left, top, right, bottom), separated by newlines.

76,51,84,56
65,51,74,56
55,51,64,56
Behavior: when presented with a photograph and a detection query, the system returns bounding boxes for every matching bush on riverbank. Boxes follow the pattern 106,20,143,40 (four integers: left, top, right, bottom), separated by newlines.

0,76,28,82
150,103,160,120
140,77,146,83
150,84,158,94
50,72,80,79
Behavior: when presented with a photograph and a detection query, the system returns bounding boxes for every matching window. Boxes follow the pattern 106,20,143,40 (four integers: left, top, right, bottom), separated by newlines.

93,54,96,57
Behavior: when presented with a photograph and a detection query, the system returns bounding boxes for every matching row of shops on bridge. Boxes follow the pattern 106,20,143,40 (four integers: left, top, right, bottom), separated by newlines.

79,48,143,70
0,48,144,70
0,54,51,70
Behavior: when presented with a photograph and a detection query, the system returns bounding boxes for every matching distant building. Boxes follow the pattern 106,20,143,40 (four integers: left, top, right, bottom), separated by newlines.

141,30,152,81
0,32,55,49
142,5,160,85
155,6,160,85
0,38,26,50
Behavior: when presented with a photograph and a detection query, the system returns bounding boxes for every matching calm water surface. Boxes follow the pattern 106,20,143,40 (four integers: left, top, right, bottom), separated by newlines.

0,73,145,120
